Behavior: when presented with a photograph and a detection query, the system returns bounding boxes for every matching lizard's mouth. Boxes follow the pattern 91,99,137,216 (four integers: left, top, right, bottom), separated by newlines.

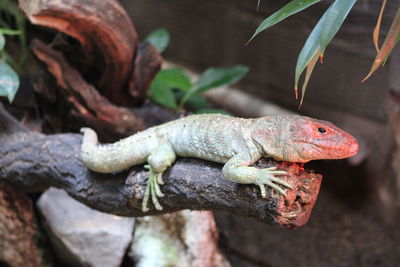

294,140,358,160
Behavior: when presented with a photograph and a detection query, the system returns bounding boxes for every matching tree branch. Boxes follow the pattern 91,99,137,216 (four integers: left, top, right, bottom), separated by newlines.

0,104,322,229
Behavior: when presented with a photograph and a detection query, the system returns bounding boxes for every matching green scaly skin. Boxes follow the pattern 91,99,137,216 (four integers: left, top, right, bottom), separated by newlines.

80,114,359,212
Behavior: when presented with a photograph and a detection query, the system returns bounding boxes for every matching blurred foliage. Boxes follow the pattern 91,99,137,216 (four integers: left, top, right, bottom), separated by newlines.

145,28,170,53
149,66,248,114
147,29,248,114
0,59,19,103
250,0,400,107
0,0,26,103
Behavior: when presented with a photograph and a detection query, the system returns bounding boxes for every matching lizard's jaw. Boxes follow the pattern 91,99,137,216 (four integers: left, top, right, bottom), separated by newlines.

293,136,359,162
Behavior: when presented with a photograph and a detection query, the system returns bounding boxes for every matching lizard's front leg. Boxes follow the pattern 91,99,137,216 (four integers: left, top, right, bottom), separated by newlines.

222,153,292,198
142,142,177,212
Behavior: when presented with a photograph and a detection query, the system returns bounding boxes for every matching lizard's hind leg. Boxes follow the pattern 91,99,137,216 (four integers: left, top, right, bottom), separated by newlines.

142,142,176,212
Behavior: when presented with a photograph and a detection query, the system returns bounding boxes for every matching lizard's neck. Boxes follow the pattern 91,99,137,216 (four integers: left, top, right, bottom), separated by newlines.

250,116,300,162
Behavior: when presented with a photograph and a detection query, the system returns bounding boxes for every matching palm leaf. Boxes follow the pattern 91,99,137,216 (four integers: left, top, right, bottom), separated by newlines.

247,0,321,44
362,7,400,82
373,0,388,52
295,0,356,101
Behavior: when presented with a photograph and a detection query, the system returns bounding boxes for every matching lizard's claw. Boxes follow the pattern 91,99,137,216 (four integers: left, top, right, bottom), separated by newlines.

142,168,165,212
255,169,291,198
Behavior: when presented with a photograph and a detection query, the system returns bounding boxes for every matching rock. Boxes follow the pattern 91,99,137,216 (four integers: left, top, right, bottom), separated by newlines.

130,210,231,267
37,187,135,267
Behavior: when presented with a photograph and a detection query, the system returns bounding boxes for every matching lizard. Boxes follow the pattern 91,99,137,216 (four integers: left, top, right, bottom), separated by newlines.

80,114,359,212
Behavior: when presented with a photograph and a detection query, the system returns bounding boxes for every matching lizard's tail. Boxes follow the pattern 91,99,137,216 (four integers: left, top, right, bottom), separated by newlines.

80,127,113,173
80,127,98,147
80,127,154,173
80,128,129,173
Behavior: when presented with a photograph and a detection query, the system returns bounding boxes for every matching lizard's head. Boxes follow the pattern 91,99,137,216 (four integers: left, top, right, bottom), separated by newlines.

254,116,359,163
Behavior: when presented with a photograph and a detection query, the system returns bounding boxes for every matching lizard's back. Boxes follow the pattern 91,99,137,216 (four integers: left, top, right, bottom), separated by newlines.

156,114,256,163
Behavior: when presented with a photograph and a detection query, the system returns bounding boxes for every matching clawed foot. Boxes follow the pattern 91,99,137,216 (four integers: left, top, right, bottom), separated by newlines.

255,167,292,198
141,166,165,212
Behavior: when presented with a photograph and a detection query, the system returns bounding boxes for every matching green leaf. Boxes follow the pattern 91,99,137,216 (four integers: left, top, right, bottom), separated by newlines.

248,0,321,43
195,108,232,115
193,65,249,94
0,33,4,50
155,68,191,92
295,0,356,93
0,28,21,35
0,60,20,103
148,76,177,110
183,95,210,110
180,65,248,108
145,28,170,53
299,48,320,108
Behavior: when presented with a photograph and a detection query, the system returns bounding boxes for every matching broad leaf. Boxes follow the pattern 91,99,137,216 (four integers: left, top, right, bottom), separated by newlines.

180,65,248,107
0,60,19,103
145,28,170,53
155,68,191,92
248,0,321,43
363,7,400,82
295,0,356,98
183,95,210,110
0,33,4,50
148,75,177,110
0,28,21,35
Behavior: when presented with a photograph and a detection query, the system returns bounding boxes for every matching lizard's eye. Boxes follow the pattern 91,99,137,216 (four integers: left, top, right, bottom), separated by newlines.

318,127,326,134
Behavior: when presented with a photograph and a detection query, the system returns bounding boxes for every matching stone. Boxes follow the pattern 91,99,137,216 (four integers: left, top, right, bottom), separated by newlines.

37,187,135,267
130,210,230,267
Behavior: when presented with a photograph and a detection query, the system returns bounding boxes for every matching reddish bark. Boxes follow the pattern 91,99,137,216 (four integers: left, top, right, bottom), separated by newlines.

20,0,137,103
126,42,163,106
0,182,50,266
19,0,162,107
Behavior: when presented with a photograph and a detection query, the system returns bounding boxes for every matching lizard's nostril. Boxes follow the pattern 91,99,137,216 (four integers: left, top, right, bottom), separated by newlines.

348,140,359,155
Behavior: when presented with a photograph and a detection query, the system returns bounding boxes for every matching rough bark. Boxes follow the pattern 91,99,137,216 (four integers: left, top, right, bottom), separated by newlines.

20,0,162,108
31,39,147,140
0,104,321,229
19,0,137,103
0,182,51,267
127,42,163,106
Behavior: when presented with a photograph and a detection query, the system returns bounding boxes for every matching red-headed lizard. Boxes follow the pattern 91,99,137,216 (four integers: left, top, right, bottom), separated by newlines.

80,114,359,212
